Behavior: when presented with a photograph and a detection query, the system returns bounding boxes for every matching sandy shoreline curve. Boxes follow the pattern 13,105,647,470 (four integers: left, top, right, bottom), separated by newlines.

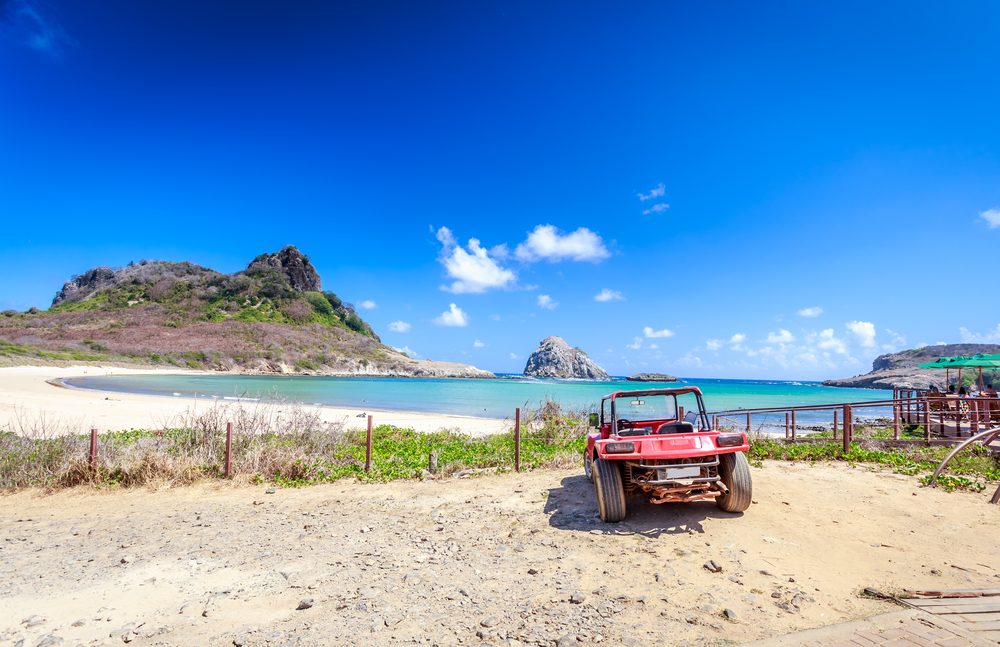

0,366,507,437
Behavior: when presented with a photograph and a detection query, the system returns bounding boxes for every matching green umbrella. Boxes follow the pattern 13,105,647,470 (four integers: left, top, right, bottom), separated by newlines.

917,355,1000,391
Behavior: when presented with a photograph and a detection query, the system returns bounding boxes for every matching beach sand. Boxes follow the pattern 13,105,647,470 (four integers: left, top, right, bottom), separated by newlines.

1,463,997,646
0,366,507,437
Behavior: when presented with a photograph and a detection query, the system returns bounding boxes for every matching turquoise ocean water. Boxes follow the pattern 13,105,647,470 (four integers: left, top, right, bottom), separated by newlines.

64,374,891,430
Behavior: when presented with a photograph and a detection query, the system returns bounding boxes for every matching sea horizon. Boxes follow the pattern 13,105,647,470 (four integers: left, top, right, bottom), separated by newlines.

62,373,889,431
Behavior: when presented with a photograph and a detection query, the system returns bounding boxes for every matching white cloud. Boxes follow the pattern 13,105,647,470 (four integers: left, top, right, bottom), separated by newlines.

490,314,501,321
433,303,469,327
883,328,907,351
489,243,510,259
728,333,746,345
523,284,539,291
705,339,723,351
357,300,377,310
649,343,659,349
474,339,485,347
673,353,703,368
959,324,1000,343
510,352,521,360
979,208,1000,229
642,203,670,215
637,183,665,201
437,227,516,294
795,352,818,366
626,337,643,349
796,306,823,318
644,326,674,338
594,288,625,302
537,294,559,310
846,320,876,347
766,329,795,343
435,226,456,246
514,225,610,263
387,320,411,333
817,328,848,354
392,345,421,358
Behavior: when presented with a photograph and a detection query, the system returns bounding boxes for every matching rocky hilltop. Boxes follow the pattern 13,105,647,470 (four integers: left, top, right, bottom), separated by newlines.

523,336,610,379
626,373,679,382
1,246,494,378
822,343,1000,390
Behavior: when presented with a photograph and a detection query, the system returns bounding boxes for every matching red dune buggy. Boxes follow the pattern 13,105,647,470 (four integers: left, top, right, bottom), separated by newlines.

584,386,752,522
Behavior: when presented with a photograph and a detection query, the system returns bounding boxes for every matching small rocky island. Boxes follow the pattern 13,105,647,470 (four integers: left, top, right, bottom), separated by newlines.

523,336,610,379
822,343,1000,390
626,373,679,382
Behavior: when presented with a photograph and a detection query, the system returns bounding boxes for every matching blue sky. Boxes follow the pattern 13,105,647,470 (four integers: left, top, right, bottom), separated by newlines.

2,0,999,380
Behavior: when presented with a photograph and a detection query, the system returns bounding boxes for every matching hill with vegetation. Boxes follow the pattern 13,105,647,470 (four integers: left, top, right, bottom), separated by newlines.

0,246,494,378
822,343,1000,391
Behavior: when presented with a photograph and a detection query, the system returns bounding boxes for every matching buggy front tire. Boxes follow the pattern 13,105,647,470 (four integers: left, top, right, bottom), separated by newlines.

716,451,752,512
584,448,594,483
593,457,626,523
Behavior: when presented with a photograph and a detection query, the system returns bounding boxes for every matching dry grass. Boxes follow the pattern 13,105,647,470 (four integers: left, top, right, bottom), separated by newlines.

0,398,591,490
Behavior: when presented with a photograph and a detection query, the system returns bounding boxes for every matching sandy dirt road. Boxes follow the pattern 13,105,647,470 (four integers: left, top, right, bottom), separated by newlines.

1,462,998,647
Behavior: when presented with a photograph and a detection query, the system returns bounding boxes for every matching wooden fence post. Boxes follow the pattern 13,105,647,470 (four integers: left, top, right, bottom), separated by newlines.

514,407,521,473
791,410,797,441
785,412,789,439
842,405,851,452
224,422,232,478
893,404,900,440
746,412,751,435
833,409,838,441
89,428,97,473
924,399,931,442
365,415,373,473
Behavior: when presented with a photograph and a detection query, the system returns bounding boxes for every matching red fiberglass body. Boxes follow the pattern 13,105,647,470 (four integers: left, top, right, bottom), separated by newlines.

584,386,753,522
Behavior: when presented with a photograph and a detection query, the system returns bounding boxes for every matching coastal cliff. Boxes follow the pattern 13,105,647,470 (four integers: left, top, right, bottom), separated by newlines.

822,343,1000,390
523,336,610,379
1,246,494,378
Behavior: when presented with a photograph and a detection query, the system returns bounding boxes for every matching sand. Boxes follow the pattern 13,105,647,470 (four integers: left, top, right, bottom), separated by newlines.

0,366,507,437
1,463,998,647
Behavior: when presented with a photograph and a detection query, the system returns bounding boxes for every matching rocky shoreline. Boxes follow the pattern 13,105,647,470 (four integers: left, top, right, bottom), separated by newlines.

822,343,1000,391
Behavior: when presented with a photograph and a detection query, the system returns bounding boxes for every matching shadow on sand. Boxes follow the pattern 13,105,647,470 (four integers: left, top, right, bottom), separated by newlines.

543,474,744,539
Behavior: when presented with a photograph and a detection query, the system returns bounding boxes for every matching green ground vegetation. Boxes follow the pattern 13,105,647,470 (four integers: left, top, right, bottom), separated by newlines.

43,260,376,339
2,405,997,491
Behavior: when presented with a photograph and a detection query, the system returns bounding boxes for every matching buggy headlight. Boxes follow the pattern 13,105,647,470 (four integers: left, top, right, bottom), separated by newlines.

716,434,745,447
604,442,635,454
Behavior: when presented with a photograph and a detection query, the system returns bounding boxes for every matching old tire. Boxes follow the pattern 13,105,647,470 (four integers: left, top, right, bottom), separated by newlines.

593,458,626,523
716,452,752,512
584,448,594,483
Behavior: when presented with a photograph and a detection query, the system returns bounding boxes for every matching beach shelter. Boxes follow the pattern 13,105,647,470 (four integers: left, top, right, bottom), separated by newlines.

916,357,962,390
918,355,1000,391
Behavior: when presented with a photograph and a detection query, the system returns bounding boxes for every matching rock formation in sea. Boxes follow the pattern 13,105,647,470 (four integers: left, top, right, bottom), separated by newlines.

822,343,1000,390
522,336,610,379
626,373,679,382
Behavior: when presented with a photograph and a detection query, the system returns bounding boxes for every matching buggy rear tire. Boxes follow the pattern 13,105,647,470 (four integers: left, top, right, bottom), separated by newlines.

584,448,594,483
593,458,626,523
716,452,752,512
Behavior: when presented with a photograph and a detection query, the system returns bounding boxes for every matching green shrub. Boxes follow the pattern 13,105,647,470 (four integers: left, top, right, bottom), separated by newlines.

324,292,342,309
345,313,366,334
305,292,333,315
